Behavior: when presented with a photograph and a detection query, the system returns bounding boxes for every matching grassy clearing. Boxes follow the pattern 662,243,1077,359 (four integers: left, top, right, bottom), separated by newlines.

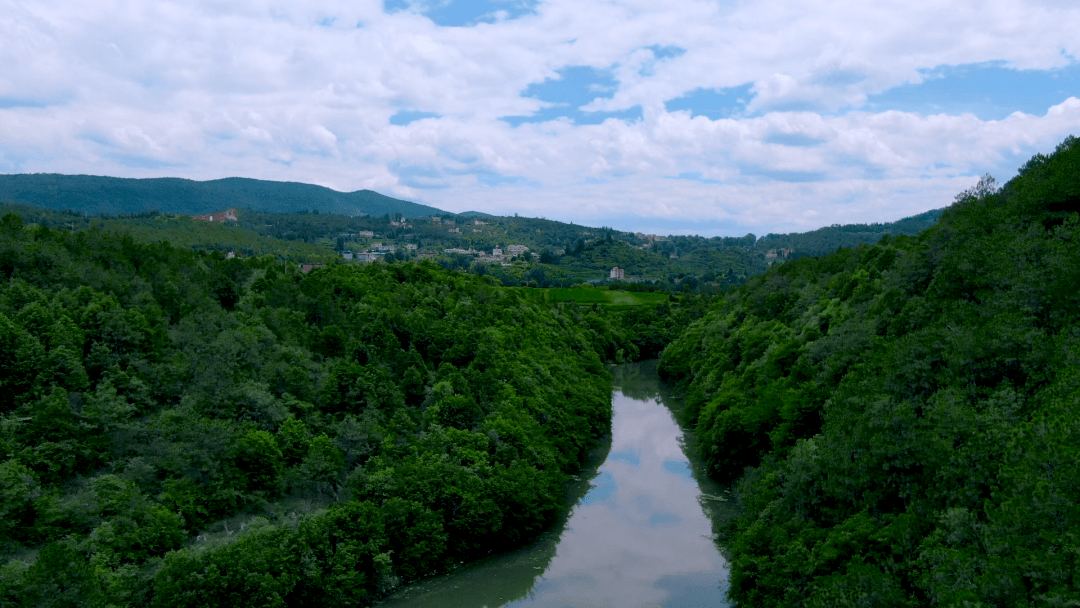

534,286,670,307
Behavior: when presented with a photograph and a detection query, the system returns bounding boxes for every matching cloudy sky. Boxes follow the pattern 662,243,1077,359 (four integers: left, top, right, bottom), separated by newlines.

2,0,1078,235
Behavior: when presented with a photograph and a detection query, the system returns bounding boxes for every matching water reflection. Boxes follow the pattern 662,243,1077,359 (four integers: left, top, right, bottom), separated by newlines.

378,361,733,608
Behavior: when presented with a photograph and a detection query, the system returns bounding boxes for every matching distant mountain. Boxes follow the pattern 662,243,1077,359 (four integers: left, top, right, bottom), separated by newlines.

754,208,945,257
0,174,447,218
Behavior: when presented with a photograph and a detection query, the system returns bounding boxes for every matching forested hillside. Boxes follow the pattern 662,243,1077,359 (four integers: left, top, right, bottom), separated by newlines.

0,217,615,607
753,208,944,258
0,174,442,218
660,136,1080,605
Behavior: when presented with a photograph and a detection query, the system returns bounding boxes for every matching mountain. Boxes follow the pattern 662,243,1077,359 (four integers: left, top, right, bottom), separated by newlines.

753,207,945,257
0,174,446,218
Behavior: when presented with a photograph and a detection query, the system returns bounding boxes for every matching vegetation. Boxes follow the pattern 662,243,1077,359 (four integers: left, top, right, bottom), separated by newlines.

535,286,670,309
753,208,943,259
660,136,1080,605
8,136,1041,608
0,174,441,217
0,216,616,607
0,205,341,263
1,175,945,291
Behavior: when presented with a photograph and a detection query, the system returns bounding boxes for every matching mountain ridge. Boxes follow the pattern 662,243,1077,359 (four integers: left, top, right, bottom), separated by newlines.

0,173,447,218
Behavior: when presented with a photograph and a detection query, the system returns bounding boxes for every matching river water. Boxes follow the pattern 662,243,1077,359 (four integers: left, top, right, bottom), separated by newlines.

377,360,736,608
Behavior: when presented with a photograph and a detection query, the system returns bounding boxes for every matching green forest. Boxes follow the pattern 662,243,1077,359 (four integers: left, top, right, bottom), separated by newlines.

659,136,1080,605
0,217,631,606
0,176,944,294
0,175,441,218
3,135,1077,607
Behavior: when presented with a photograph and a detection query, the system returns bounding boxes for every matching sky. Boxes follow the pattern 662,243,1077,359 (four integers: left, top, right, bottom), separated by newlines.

1,0,1078,236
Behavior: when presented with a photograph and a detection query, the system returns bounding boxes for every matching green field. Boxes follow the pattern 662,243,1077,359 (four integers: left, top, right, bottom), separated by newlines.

531,286,671,308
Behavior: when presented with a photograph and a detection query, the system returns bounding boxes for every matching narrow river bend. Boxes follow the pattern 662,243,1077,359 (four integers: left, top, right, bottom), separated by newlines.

378,360,736,608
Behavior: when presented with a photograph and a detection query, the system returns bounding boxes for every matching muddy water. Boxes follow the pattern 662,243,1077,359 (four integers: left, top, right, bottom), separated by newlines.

377,360,735,608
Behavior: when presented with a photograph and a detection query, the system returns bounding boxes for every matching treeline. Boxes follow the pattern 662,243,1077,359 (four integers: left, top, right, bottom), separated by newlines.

0,216,614,606
0,204,339,263
0,174,440,218
660,136,1080,605
753,208,943,258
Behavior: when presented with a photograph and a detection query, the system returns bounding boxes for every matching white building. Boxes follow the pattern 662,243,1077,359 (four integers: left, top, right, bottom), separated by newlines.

507,244,529,255
492,248,503,256
610,267,625,279
342,250,354,260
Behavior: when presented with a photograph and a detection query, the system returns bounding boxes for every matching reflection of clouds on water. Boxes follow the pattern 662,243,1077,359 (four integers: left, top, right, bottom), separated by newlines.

579,471,615,506
507,390,728,608
378,361,729,608
663,460,694,480
607,449,640,466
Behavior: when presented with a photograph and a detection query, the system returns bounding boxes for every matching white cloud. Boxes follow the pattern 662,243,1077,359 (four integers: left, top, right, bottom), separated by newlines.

1,0,1078,234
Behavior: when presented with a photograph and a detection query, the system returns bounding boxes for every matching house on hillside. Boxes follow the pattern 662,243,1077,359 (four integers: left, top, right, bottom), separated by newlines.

193,209,238,223
341,250,354,260
507,244,528,255
610,267,625,279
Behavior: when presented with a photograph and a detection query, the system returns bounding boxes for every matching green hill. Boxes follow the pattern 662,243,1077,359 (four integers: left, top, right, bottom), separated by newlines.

0,214,614,606
753,208,945,258
659,136,1080,605
0,174,446,218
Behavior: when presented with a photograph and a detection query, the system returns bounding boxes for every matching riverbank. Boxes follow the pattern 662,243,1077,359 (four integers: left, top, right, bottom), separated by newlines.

378,360,738,608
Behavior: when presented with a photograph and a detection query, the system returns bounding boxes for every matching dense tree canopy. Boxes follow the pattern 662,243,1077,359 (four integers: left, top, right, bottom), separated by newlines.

660,136,1080,605
0,218,614,607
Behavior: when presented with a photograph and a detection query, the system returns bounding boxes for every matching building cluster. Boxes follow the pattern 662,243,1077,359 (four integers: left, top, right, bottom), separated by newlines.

193,209,239,223
441,245,528,265
610,267,625,280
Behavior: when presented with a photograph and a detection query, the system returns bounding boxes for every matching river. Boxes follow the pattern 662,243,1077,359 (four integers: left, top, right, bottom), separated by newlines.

377,360,736,608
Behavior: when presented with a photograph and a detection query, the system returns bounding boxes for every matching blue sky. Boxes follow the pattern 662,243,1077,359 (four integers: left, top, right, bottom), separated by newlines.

1,0,1078,236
